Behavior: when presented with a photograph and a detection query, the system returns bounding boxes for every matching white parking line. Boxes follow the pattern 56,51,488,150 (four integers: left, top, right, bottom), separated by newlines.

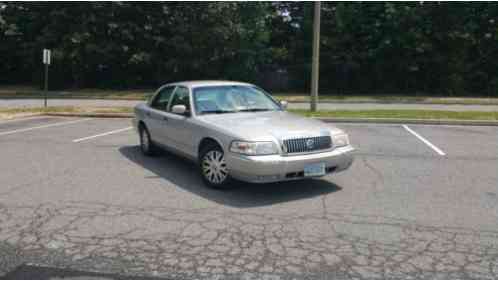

402,125,446,156
73,127,133,143
0,118,91,136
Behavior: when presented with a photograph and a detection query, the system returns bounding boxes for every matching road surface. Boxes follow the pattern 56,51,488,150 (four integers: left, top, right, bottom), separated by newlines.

0,116,497,278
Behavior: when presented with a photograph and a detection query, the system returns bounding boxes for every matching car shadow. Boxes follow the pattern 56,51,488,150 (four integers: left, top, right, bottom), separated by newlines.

119,145,342,208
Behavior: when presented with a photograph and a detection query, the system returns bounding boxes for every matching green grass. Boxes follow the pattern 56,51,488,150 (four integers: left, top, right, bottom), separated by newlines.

274,93,498,105
1,106,497,122
0,91,152,100
0,86,152,100
290,109,498,121
0,106,132,114
0,106,132,119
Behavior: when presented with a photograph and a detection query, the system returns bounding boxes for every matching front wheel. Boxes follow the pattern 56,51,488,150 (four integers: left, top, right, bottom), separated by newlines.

199,144,233,189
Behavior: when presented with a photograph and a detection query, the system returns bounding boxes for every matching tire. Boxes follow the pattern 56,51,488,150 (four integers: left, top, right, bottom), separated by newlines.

139,124,159,156
199,143,233,189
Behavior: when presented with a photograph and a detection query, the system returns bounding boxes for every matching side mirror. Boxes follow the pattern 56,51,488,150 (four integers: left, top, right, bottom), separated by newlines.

172,105,187,115
280,100,288,110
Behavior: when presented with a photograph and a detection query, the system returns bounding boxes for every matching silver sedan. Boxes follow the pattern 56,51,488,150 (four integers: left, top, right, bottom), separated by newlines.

133,81,354,189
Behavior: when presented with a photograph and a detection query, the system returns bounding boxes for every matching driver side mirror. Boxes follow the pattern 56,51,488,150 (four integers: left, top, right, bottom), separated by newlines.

172,105,188,116
280,100,288,110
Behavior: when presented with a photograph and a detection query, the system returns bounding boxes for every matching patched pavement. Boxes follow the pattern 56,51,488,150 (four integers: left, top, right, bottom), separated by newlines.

0,117,497,279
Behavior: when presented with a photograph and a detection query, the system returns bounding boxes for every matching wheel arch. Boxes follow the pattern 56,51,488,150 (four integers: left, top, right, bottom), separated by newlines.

138,120,147,130
198,137,224,159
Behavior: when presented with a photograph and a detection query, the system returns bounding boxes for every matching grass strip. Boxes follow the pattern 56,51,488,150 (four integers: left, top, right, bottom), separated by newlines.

290,109,498,121
0,107,132,119
1,107,498,121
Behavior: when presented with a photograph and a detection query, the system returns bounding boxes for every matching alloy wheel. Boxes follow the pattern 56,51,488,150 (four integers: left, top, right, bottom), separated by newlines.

202,150,228,184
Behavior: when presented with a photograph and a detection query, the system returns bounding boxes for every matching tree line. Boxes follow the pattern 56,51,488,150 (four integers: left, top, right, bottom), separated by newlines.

1,2,498,96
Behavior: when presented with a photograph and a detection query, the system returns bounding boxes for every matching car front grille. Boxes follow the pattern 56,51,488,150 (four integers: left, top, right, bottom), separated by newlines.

283,136,332,154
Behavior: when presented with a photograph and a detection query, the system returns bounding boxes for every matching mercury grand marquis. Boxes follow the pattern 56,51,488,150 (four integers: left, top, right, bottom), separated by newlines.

133,81,354,189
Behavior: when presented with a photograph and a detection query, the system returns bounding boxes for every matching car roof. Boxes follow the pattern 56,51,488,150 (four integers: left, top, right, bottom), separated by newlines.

164,80,254,88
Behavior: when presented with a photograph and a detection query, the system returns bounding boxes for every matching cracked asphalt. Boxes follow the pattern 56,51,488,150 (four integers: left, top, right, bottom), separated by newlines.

0,116,497,279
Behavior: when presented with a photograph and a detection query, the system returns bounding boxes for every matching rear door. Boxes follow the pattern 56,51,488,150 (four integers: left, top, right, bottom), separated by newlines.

145,86,176,146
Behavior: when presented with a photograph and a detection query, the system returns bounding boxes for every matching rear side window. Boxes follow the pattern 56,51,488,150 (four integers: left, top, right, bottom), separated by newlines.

150,86,175,111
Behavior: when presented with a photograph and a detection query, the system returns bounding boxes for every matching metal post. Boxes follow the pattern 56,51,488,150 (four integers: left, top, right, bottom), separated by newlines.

44,63,48,108
310,1,321,112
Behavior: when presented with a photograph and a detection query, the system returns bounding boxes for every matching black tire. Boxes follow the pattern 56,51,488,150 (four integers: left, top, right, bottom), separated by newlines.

139,124,159,156
199,143,233,189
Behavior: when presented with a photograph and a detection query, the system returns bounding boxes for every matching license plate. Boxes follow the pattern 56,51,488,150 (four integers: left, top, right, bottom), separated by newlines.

304,162,326,177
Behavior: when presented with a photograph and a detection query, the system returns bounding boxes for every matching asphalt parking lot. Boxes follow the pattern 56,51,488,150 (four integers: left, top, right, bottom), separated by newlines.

0,116,497,279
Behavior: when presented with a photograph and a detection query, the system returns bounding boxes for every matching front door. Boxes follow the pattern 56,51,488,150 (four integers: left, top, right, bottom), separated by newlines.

146,85,176,147
165,86,196,156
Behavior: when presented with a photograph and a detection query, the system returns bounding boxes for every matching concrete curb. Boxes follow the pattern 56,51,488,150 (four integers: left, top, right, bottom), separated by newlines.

47,112,498,126
315,117,498,126
45,112,133,118
42,113,498,126
0,96,145,101
3,112,497,126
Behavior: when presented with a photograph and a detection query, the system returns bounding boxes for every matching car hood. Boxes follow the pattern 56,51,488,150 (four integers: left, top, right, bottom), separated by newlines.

196,111,343,141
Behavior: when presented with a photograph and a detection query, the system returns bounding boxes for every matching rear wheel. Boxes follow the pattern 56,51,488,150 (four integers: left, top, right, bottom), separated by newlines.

199,143,233,189
139,125,158,156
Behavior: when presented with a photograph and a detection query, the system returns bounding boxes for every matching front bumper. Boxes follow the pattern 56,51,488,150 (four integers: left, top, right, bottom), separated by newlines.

226,145,355,183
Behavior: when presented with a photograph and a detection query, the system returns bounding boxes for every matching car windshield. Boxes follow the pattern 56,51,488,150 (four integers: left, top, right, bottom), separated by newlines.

193,85,281,115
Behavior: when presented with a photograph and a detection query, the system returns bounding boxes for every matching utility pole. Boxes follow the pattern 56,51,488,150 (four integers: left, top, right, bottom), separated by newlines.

310,1,321,112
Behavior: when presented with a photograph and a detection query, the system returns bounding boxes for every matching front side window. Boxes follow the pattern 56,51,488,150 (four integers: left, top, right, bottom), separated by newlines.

193,85,280,115
168,86,191,113
150,86,175,111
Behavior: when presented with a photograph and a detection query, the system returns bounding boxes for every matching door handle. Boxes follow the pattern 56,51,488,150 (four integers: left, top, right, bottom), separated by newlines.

163,116,168,122
145,112,151,117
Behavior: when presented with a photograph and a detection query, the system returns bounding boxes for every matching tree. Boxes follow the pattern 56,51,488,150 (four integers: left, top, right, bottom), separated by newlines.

1,2,498,96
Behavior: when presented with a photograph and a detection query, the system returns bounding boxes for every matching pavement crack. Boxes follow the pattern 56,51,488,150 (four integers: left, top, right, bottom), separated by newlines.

361,156,385,191
0,201,497,279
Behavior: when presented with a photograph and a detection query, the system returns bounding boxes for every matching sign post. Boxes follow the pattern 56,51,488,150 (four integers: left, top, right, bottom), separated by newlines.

42,49,51,107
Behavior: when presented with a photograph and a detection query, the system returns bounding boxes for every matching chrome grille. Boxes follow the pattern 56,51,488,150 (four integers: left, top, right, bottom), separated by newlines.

283,136,332,154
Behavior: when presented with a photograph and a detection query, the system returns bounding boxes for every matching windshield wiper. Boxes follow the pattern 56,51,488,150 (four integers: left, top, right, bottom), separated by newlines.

238,108,272,112
199,110,237,115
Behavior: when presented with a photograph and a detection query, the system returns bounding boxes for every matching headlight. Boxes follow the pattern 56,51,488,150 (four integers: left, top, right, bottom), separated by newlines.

230,141,278,155
332,133,350,147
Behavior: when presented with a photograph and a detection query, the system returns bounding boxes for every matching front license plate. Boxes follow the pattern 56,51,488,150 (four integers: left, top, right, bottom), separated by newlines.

304,163,326,177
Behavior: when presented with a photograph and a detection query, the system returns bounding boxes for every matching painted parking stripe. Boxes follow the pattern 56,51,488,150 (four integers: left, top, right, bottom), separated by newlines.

402,125,446,156
0,118,91,136
73,127,133,143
